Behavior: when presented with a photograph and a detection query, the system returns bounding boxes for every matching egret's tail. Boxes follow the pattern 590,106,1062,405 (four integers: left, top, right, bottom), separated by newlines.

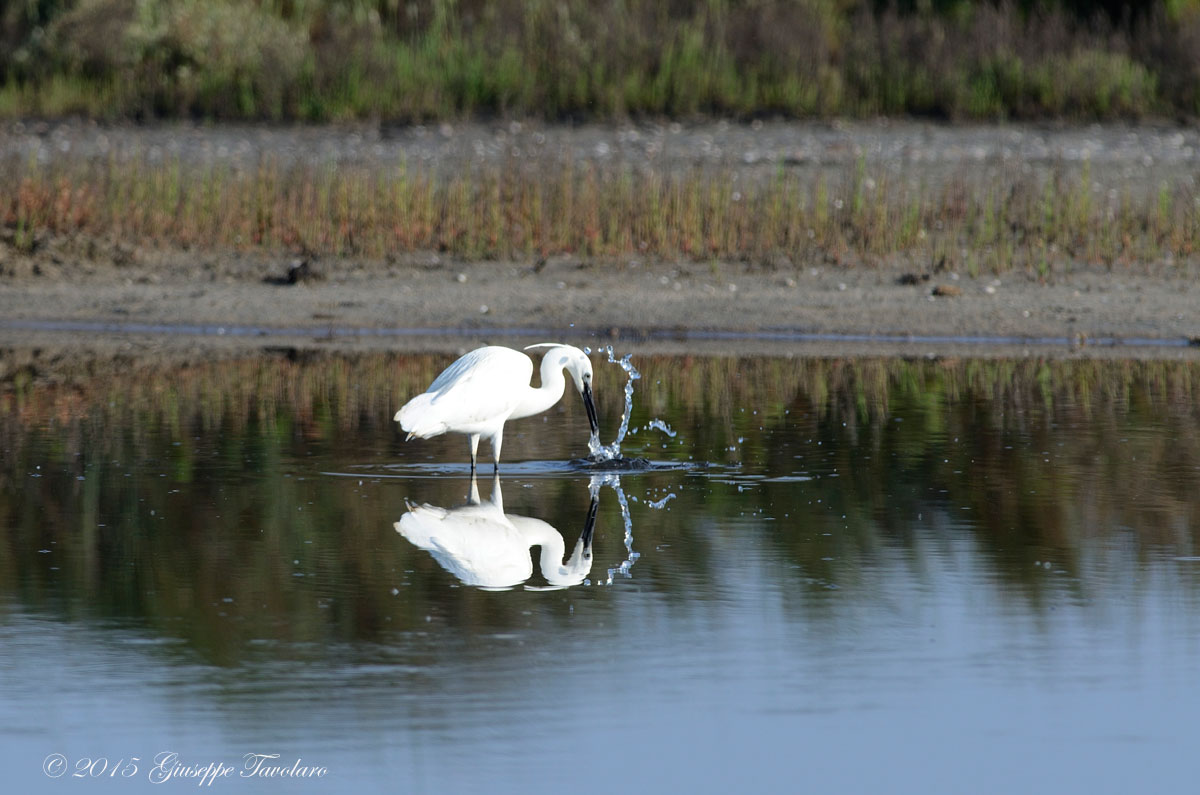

395,394,447,439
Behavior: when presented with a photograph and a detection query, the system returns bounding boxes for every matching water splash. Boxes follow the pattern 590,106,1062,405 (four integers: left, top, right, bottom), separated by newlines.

647,493,676,509
646,419,676,438
589,473,639,583
586,346,641,462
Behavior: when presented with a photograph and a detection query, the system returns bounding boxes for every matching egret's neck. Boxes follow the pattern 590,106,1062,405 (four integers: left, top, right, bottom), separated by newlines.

510,354,567,420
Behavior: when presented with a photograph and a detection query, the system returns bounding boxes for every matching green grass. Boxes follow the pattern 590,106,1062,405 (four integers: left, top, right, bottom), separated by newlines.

2,0,1199,123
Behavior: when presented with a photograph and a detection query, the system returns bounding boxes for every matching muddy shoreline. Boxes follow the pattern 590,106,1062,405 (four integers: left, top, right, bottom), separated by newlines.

2,248,1198,362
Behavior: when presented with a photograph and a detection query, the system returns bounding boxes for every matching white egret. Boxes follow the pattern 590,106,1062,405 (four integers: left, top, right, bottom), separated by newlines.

395,343,599,471
396,474,597,589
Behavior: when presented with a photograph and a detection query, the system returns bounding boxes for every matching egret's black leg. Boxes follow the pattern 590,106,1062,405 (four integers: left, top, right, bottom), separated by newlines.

491,428,503,473
468,433,480,475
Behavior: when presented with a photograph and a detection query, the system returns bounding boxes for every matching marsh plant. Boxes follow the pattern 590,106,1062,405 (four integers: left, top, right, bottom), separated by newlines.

3,150,1200,276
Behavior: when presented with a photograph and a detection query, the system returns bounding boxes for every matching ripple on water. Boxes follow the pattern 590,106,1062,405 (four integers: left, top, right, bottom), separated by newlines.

325,458,700,480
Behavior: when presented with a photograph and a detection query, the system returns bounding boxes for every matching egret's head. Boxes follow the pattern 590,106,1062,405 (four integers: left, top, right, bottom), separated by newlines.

563,349,593,396
568,352,599,438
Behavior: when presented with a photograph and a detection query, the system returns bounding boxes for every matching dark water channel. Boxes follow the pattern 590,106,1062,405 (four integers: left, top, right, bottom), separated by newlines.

2,349,1199,793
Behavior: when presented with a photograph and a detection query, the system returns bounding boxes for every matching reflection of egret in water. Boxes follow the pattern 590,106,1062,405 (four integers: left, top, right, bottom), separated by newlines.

396,473,597,590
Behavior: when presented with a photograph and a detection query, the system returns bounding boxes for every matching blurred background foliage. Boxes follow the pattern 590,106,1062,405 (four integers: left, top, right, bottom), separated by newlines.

2,0,1200,121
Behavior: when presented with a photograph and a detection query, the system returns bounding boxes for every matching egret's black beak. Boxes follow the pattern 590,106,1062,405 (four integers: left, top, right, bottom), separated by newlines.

582,382,600,437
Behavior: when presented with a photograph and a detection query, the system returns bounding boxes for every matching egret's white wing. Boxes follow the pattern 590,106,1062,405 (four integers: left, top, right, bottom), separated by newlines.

397,347,533,437
427,346,531,396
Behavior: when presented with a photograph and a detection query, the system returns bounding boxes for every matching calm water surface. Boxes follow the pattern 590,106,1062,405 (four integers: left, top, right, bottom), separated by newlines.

2,350,1199,793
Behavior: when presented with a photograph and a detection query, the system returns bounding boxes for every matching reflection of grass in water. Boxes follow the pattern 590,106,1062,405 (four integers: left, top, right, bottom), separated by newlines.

3,351,1200,445
4,351,1198,525
2,351,1200,658
5,154,1200,274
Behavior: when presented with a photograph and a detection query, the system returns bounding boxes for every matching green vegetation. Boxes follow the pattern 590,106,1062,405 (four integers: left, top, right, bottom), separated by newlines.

2,0,1200,122
4,152,1199,274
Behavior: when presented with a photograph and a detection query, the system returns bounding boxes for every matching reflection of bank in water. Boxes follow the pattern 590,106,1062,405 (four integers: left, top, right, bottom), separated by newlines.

396,473,597,590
